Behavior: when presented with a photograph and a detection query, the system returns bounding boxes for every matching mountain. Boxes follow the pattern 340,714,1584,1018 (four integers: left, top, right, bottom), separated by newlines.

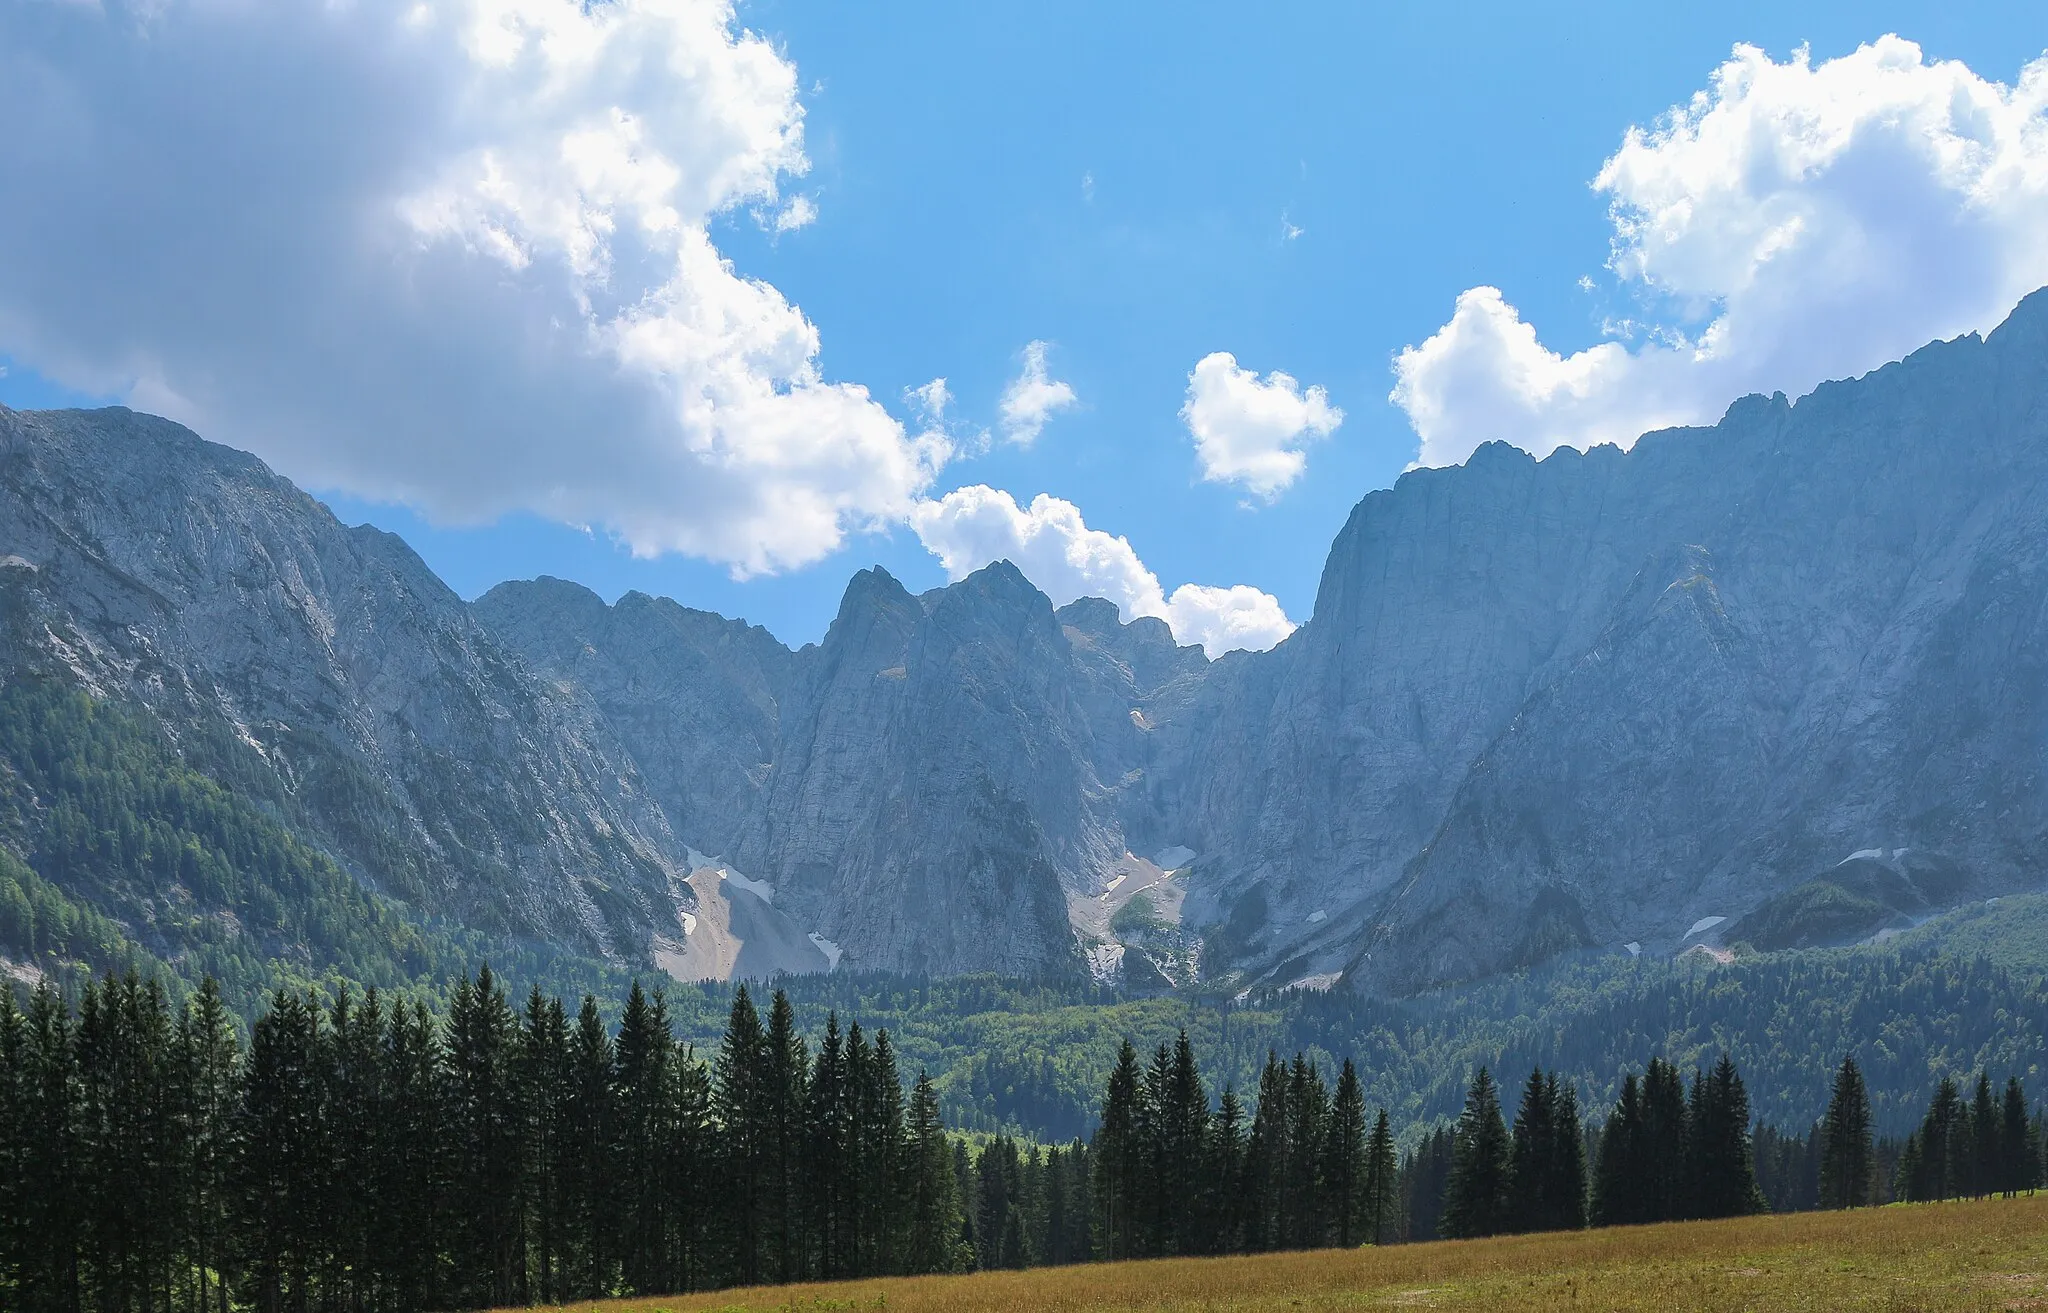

5,293,2048,997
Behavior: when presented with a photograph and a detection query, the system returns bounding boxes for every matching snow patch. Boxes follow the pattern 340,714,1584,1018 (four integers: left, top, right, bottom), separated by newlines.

679,911,698,937
1103,871,1128,895
0,555,37,572
1684,915,1725,940
1305,909,1327,924
808,933,843,970
1624,942,1641,957
1153,845,1196,872
1839,848,1885,865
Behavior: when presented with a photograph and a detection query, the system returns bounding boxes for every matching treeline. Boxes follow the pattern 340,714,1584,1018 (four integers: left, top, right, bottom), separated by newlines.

8,972,2048,1313
1075,1035,2048,1262
0,968,964,1313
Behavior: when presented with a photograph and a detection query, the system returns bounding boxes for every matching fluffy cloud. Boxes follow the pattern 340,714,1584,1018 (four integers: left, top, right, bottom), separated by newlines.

0,0,948,576
1392,37,2048,467
908,486,1295,656
997,341,1078,445
1180,352,1342,499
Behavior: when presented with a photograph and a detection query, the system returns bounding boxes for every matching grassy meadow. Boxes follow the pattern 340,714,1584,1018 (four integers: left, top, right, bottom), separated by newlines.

509,1194,2048,1312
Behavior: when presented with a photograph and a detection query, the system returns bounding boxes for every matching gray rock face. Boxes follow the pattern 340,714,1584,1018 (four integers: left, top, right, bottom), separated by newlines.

1185,292,2048,992
12,291,2048,992
0,406,684,959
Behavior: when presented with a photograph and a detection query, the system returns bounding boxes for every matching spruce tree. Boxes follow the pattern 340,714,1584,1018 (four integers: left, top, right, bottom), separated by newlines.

1441,1067,1511,1238
1362,1109,1400,1245
377,997,448,1313
1281,1054,1330,1249
1207,1087,1247,1255
1592,1073,1647,1227
903,1071,960,1274
715,985,769,1285
1817,1055,1874,1209
1970,1071,1999,1199
861,1028,909,1275
444,965,524,1308
1157,1031,1210,1256
1401,1126,1454,1242
1641,1058,1689,1222
762,989,810,1282
2000,1077,2034,1197
1323,1059,1369,1246
1091,1039,1145,1261
1242,1052,1290,1251
517,986,572,1303
614,981,675,1293
562,993,617,1298
1688,1055,1766,1219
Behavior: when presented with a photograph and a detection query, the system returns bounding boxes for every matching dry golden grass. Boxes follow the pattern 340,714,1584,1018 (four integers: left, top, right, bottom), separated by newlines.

507,1194,2048,1312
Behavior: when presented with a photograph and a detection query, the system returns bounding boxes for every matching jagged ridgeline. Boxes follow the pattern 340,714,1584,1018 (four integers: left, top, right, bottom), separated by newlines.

5,299,2048,1116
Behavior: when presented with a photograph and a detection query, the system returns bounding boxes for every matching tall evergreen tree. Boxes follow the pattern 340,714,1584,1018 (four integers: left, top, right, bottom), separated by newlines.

1207,1087,1247,1255
1440,1067,1511,1239
1641,1058,1689,1222
1970,1071,1999,1200
2000,1077,2034,1197
1362,1109,1400,1245
1155,1032,1210,1257
376,998,447,1313
1242,1052,1290,1252
715,985,769,1286
761,989,810,1283
858,1028,909,1276
517,986,572,1303
1592,1073,1648,1227
1281,1054,1330,1250
614,981,675,1294
1817,1055,1874,1209
1090,1039,1145,1261
444,966,524,1308
1323,1059,1369,1247
903,1071,961,1275
1687,1055,1766,1219
233,990,330,1313
561,994,616,1298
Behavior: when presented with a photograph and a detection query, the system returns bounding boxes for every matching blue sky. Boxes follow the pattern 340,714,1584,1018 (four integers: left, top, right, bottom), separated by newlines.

5,1,2047,650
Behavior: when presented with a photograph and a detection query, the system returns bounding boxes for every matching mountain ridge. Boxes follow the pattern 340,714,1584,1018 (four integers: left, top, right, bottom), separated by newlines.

5,291,2048,995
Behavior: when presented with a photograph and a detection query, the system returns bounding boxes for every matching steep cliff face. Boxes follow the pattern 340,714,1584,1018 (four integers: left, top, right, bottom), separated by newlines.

1187,293,2048,992
10,294,2048,994
0,405,685,960
471,577,796,859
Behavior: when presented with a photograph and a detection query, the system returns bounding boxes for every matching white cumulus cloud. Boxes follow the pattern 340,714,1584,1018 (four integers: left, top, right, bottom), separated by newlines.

907,486,1295,656
997,340,1078,446
0,0,948,577
1392,36,2048,468
1180,351,1342,499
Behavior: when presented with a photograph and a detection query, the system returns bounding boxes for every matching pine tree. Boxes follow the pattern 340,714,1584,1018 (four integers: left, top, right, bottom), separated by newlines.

325,985,385,1309
517,986,572,1303
1207,1087,1247,1255
1323,1059,1369,1247
1156,1031,1210,1256
715,985,769,1285
444,965,525,1308
859,1028,909,1275
1817,1055,1874,1209
376,997,448,1313
1970,1071,1999,1200
1688,1055,1766,1219
1641,1058,1689,1222
1441,1067,1511,1238
1400,1126,1454,1242
1281,1053,1330,1249
903,1072,960,1275
762,989,810,1282
2000,1077,2034,1197
233,990,330,1313
614,980,675,1293
1592,1072,1647,1226
561,993,617,1298
1242,1052,1290,1252
1362,1109,1400,1245
806,1013,853,1278
1091,1039,1145,1261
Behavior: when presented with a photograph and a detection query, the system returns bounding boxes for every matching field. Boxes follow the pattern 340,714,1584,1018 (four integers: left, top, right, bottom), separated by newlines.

509,1195,2048,1312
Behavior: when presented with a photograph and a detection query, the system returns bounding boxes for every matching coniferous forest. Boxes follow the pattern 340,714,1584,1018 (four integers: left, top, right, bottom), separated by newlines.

5,970,2046,1313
